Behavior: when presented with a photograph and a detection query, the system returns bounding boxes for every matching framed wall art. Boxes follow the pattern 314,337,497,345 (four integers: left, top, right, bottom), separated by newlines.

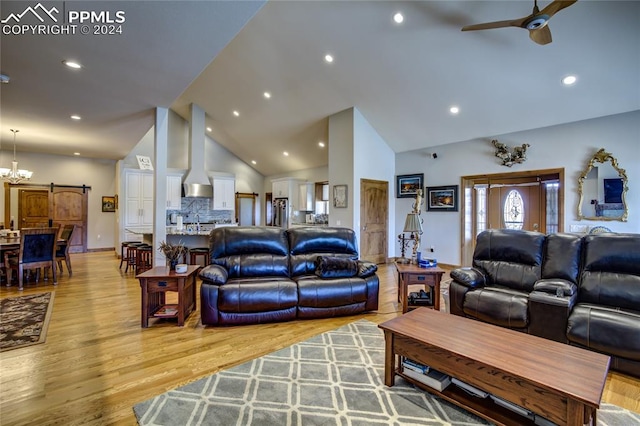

102,196,116,212
426,185,458,212
396,173,424,198
333,184,348,208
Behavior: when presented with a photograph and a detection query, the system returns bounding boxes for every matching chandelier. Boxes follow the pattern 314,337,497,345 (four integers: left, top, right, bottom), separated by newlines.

0,129,33,184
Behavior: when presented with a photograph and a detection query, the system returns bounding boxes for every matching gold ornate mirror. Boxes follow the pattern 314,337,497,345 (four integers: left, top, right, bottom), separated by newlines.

578,149,628,222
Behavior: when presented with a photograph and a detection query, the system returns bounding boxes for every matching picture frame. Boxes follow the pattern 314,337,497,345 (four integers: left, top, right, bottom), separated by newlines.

426,185,458,212
396,173,424,198
102,196,116,213
333,184,348,208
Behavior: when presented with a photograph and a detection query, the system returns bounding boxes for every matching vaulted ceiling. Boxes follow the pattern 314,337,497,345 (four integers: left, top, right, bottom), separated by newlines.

2,1,639,177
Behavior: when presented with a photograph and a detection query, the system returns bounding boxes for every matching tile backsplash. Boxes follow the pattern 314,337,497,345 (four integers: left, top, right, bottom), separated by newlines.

167,198,234,224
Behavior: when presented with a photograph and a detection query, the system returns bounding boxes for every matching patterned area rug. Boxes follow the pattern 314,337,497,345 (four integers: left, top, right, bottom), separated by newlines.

133,320,639,426
0,292,54,352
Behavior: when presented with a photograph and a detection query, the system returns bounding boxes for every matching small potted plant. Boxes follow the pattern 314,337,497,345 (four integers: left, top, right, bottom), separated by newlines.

158,240,188,270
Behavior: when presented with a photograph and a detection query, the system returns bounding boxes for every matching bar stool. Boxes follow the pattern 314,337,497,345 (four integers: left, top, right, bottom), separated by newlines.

136,245,153,274
119,241,138,269
189,247,210,267
124,243,144,273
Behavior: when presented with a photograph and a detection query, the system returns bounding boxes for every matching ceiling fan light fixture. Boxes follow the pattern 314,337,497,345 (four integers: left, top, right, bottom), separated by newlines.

525,15,549,30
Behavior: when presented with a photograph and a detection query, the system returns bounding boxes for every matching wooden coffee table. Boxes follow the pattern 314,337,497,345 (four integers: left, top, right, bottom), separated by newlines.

137,265,200,327
379,308,610,426
395,262,445,313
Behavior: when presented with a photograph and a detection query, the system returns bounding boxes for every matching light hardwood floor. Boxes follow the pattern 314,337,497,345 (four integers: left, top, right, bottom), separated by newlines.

1,251,638,425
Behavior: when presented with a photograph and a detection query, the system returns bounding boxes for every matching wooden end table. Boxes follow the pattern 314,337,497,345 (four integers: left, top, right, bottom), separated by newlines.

379,308,610,426
395,262,445,313
137,265,200,327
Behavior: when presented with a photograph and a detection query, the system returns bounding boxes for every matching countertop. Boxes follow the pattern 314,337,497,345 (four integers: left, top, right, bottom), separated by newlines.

126,223,238,236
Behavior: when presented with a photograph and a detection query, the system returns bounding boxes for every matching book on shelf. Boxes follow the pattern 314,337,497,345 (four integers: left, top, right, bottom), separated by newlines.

403,367,451,392
154,305,178,317
402,358,430,374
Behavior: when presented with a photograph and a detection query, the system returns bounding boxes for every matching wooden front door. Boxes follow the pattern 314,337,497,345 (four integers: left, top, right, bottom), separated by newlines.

359,179,388,264
18,189,49,228
51,187,87,253
488,184,542,232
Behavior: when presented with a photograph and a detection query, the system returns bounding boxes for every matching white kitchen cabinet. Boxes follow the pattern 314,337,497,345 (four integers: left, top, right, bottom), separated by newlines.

298,183,314,211
125,170,154,227
272,180,289,198
167,175,182,210
213,177,235,210
272,178,304,210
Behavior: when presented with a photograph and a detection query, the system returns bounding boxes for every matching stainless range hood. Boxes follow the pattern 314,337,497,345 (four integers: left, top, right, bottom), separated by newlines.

183,103,213,198
183,183,213,198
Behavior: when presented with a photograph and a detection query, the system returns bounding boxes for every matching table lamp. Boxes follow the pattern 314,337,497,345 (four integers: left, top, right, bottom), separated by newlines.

403,212,423,263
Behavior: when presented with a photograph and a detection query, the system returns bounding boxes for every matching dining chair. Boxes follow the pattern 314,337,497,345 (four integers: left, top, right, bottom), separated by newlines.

4,227,59,291
55,224,76,276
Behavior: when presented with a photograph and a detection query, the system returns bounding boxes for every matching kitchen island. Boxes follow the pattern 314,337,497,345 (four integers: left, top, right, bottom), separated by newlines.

126,223,238,249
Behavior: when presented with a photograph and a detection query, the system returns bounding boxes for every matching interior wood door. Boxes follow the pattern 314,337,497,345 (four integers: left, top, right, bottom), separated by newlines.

488,184,542,232
18,189,50,229
359,179,388,264
51,188,88,253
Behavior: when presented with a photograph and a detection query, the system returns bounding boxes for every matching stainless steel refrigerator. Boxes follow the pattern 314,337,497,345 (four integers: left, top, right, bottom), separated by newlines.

273,198,288,228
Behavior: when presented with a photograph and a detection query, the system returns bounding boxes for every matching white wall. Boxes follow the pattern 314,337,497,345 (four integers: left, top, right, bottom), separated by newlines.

395,111,640,266
0,151,116,250
328,108,355,229
353,108,396,253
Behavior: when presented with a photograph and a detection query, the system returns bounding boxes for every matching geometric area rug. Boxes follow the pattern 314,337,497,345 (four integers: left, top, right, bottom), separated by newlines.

0,292,55,352
134,320,640,426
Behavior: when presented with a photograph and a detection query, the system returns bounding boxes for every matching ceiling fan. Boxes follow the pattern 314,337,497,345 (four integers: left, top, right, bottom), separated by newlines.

461,0,577,45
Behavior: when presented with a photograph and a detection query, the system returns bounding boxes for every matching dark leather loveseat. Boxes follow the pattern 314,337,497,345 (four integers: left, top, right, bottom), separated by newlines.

199,226,379,326
449,229,640,378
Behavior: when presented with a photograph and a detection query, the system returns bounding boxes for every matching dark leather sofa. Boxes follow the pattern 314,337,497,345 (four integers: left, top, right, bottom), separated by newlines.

449,229,640,378
199,226,379,326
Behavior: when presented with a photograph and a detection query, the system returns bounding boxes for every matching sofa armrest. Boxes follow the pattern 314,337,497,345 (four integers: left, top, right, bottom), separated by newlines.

533,279,577,297
357,260,378,278
199,264,228,284
450,267,486,289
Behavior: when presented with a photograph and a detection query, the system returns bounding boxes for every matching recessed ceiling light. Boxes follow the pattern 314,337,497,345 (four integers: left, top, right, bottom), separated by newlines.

263,92,271,99
74,152,81,156
70,115,81,120
324,54,334,63
206,127,212,132
393,12,404,24
562,75,577,86
449,106,460,115
233,110,240,117
318,141,325,148
283,151,289,156
63,60,82,69
251,160,257,165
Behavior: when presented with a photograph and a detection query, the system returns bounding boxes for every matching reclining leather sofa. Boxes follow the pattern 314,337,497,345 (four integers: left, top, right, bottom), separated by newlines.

450,229,640,378
199,226,379,326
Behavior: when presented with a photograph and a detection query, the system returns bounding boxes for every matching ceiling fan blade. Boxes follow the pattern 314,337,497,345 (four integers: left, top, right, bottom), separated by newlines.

462,17,527,32
529,25,552,45
540,0,578,19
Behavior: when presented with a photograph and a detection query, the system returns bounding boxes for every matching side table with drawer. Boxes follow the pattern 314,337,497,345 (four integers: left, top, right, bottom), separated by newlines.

137,265,200,327
395,262,445,313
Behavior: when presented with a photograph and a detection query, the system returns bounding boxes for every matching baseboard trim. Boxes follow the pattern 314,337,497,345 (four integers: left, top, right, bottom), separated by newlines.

87,247,115,253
